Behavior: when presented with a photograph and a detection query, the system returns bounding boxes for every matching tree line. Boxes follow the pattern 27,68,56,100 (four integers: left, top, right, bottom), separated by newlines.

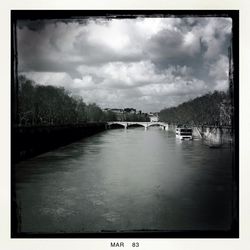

159,91,232,126
17,75,148,126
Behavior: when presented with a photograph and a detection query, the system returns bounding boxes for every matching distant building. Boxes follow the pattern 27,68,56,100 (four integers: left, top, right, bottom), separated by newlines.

110,108,124,114
103,107,150,121
148,113,159,122
124,108,136,114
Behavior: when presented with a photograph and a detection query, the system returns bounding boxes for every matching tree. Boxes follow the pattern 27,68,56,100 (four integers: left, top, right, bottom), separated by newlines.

18,75,108,125
159,91,232,126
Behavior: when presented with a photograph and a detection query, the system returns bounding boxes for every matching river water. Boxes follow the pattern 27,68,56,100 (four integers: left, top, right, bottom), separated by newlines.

15,127,233,233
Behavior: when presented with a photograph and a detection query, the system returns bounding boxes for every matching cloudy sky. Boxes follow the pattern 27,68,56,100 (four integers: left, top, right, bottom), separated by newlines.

17,17,232,112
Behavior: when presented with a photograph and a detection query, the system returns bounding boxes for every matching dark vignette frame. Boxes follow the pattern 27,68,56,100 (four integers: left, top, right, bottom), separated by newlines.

11,9,239,239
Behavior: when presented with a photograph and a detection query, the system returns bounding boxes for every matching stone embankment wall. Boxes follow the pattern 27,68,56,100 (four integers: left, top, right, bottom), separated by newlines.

12,123,106,163
200,127,233,145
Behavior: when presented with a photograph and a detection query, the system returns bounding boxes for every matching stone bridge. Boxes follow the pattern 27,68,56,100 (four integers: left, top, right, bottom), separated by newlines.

107,121,169,130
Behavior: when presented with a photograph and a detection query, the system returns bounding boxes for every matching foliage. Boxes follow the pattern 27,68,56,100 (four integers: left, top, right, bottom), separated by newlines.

18,75,116,125
159,91,232,126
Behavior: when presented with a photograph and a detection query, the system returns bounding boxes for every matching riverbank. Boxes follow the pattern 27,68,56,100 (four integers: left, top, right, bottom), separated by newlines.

12,123,106,163
167,124,233,145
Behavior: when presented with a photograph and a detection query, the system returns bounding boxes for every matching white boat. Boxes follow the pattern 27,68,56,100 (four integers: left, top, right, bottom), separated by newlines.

176,127,193,140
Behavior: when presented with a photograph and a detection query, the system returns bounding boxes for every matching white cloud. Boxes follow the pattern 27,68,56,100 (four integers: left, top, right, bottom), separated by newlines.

183,31,201,55
22,72,73,88
209,54,229,80
138,78,207,97
77,61,166,88
201,18,232,60
209,54,229,91
73,75,96,90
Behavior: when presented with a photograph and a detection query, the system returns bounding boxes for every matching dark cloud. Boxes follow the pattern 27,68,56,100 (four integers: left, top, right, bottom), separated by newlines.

146,29,184,60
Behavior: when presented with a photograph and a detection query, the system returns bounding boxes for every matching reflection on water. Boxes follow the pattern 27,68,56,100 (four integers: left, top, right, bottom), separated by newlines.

15,127,233,233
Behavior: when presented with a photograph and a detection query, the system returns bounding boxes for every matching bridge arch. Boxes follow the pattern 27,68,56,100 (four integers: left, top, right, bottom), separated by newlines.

147,122,168,129
127,122,147,128
108,122,127,128
147,122,162,128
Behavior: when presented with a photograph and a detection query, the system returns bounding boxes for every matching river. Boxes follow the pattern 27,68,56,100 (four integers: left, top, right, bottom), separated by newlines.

14,126,233,233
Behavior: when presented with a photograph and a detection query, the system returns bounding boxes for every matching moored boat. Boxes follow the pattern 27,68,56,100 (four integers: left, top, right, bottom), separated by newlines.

176,126,193,140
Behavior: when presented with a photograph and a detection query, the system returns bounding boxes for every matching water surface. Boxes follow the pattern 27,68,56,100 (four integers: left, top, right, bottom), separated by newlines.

15,127,233,233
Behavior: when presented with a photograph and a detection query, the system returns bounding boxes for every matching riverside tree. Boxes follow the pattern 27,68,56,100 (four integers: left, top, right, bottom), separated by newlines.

159,91,232,126
18,75,109,125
